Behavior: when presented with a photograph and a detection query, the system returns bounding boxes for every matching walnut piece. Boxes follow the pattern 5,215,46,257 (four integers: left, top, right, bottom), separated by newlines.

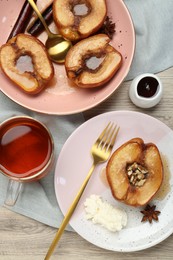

127,162,148,187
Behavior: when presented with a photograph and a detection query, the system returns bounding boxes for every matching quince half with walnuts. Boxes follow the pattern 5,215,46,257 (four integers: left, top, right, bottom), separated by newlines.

0,34,54,94
53,0,107,41
65,34,122,88
106,138,163,207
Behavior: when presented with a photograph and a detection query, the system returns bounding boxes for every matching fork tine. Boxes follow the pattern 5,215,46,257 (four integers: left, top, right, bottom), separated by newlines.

103,124,119,152
95,122,118,151
108,126,120,150
101,123,114,149
100,122,114,147
95,122,111,146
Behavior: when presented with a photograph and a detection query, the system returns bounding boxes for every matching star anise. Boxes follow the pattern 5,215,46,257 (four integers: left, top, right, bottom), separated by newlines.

140,204,160,223
98,16,116,39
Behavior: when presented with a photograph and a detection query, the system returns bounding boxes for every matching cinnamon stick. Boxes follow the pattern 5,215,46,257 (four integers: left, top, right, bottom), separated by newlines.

27,3,53,37
7,0,37,42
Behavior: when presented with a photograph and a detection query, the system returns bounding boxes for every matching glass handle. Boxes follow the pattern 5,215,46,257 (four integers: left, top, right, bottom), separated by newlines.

4,179,23,206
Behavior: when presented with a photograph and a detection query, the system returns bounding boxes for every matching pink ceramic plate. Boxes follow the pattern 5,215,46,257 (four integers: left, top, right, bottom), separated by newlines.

55,111,173,251
0,0,135,115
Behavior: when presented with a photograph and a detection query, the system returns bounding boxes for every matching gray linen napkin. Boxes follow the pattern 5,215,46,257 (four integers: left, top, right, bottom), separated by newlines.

125,0,173,80
0,92,84,230
1,0,173,229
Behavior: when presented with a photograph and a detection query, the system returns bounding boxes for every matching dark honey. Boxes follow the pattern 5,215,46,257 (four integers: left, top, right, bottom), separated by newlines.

0,117,53,179
137,76,159,98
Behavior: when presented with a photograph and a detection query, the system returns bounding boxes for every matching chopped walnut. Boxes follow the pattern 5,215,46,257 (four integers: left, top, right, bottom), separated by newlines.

127,162,148,187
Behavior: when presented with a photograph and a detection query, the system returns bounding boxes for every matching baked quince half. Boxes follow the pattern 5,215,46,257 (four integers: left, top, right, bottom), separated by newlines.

53,0,107,41
106,138,163,207
0,34,54,94
65,34,122,88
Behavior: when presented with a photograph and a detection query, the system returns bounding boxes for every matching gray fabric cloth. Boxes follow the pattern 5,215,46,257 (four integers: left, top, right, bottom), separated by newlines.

1,0,173,229
125,0,173,80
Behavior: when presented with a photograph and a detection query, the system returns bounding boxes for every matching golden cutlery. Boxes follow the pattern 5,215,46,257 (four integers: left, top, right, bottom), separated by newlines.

45,122,119,259
27,0,72,63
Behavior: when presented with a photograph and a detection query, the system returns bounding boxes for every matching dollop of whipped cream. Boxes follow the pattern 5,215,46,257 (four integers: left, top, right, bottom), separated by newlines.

84,194,127,232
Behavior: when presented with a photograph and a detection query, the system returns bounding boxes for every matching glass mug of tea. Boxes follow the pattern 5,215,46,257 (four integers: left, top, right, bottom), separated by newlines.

0,116,54,206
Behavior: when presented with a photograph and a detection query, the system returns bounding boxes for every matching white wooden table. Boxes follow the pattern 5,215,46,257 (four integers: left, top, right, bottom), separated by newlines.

0,67,173,259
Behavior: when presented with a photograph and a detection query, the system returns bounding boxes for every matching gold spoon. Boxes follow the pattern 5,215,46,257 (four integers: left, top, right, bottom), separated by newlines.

27,0,72,63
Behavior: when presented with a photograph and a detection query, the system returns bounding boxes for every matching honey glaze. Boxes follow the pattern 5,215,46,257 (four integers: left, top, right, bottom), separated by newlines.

154,154,171,200
0,118,52,178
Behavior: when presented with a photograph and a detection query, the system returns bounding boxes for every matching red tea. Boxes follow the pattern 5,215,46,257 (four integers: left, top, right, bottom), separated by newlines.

0,117,53,179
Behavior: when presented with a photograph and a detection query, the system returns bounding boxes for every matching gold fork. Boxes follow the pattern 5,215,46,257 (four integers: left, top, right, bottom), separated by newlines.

45,122,119,259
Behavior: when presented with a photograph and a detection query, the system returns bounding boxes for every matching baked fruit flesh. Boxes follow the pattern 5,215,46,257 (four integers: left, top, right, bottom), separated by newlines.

65,34,122,88
53,0,107,41
106,138,163,207
0,34,54,94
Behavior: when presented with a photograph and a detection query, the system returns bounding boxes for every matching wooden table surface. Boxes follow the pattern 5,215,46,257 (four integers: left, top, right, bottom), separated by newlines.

0,67,173,260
